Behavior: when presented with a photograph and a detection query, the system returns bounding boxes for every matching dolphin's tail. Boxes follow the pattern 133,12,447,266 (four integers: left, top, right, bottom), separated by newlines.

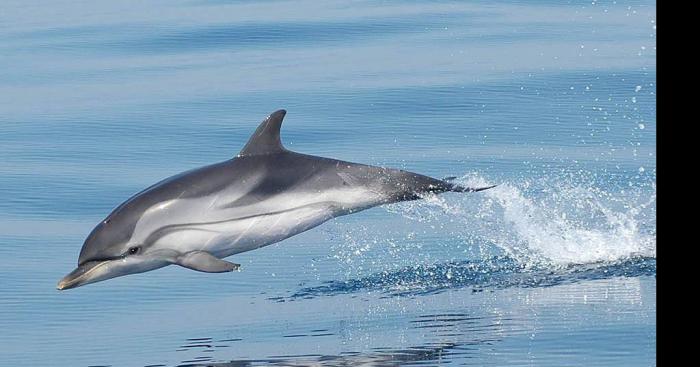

439,176,496,193
373,168,497,203
446,183,498,193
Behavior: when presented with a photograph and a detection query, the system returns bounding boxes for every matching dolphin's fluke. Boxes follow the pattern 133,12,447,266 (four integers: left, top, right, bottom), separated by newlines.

175,251,240,273
448,183,498,192
238,109,288,156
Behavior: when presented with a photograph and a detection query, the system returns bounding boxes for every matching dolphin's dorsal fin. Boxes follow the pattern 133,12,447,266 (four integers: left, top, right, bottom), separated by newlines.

238,109,288,156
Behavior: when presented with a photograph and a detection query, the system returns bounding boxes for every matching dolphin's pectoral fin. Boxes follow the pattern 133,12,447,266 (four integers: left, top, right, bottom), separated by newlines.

175,251,240,273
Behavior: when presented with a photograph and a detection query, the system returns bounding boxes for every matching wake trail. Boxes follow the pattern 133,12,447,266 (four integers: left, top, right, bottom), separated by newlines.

390,172,656,267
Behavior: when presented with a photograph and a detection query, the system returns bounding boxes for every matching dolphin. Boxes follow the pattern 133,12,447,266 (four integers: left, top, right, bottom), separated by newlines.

57,109,494,290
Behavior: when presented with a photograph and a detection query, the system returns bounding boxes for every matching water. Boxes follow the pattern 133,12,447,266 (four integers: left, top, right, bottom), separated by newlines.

1,1,656,366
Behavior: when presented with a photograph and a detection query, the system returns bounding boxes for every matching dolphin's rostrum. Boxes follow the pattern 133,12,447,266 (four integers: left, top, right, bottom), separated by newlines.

57,110,495,290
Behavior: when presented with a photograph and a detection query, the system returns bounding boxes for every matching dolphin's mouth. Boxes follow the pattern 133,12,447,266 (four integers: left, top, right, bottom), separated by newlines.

57,260,110,290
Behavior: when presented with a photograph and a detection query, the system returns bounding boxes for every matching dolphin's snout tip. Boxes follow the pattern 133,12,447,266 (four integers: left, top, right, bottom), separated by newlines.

56,277,74,291
57,264,93,291
57,269,78,290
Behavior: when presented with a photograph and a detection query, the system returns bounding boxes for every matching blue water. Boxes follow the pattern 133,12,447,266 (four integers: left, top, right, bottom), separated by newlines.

0,1,656,366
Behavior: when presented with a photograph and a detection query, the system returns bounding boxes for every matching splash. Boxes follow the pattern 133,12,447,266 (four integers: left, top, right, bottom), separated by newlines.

392,172,656,267
304,171,656,298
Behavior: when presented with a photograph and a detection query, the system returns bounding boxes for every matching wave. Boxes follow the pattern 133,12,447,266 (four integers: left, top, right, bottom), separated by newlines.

288,256,655,300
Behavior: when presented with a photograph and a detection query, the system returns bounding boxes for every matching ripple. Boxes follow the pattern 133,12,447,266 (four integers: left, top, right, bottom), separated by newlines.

286,256,655,300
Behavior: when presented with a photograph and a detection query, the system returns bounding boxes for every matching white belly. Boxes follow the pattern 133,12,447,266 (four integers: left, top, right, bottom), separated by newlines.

138,187,381,259
205,202,337,257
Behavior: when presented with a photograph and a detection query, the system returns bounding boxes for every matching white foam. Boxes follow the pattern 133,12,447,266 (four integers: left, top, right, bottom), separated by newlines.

393,173,656,267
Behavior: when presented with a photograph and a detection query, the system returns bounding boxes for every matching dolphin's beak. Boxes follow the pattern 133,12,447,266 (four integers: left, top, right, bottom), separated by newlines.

57,260,110,290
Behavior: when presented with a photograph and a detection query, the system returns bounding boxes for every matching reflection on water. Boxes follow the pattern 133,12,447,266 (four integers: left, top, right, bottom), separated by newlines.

164,275,653,367
171,312,503,366
176,343,463,366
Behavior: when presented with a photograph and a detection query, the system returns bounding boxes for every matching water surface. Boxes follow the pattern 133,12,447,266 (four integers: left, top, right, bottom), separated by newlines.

0,1,656,366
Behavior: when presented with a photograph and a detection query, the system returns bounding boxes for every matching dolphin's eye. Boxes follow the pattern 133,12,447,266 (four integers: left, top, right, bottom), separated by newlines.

128,246,140,255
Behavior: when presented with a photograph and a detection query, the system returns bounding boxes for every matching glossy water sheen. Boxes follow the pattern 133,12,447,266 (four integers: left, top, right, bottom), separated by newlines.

0,1,656,366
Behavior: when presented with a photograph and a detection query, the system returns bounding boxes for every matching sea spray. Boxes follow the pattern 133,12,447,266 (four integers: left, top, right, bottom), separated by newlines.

460,173,655,265
375,170,657,267
318,171,655,297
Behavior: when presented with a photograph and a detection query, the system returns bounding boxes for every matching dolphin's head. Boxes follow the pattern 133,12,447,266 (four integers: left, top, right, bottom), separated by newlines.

57,206,171,290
